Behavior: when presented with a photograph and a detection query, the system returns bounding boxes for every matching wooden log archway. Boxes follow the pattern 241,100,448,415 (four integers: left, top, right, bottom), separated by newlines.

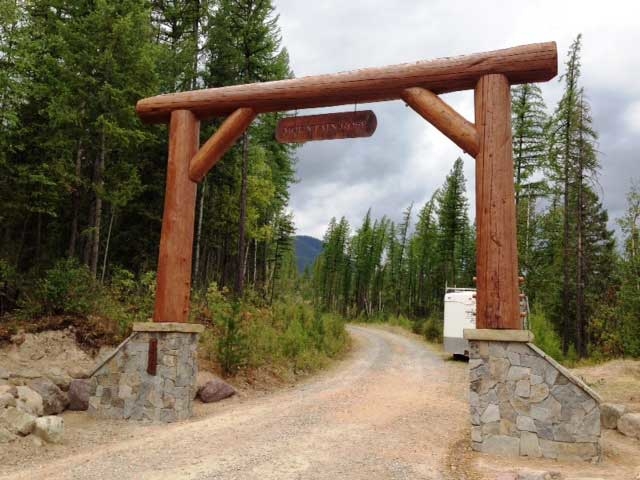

137,42,558,330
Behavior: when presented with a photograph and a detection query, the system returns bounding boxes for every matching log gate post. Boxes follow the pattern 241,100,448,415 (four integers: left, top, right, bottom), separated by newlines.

153,110,200,324
474,74,520,330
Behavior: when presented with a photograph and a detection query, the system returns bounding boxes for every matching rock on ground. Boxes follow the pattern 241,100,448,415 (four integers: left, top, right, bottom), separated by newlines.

517,469,562,479
617,412,640,439
67,379,91,411
45,367,72,392
0,385,18,397
67,365,93,380
197,378,236,403
600,403,627,429
0,425,17,443
197,370,217,390
33,416,64,444
15,386,44,417
27,378,68,415
0,392,16,409
0,406,36,435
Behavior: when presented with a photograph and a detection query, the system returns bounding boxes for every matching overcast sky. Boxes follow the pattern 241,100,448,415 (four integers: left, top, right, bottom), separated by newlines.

273,0,640,239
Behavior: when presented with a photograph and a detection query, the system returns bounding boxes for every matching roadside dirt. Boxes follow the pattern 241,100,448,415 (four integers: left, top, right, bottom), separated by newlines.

0,328,98,378
572,359,640,411
1,326,638,479
1,325,470,479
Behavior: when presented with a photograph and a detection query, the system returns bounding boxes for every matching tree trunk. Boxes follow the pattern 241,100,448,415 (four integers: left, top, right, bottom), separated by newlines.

90,130,106,278
270,239,279,304
235,132,249,297
68,144,83,257
562,153,570,354
35,212,42,270
194,180,206,288
253,238,258,286
100,206,115,283
576,95,585,357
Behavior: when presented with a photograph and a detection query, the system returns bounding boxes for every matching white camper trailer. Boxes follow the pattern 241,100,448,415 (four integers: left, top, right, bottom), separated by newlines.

443,288,476,357
443,287,529,357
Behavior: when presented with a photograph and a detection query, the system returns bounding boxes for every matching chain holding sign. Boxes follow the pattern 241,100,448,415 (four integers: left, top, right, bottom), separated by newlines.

275,110,377,144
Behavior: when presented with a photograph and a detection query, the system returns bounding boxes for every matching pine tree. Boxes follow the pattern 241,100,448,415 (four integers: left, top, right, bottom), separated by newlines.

388,203,412,314
617,182,640,356
413,193,439,316
436,158,472,287
204,0,291,297
548,35,603,356
511,83,549,275
269,210,295,303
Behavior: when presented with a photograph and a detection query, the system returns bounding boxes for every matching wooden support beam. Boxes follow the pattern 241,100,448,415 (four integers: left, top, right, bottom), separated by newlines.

189,108,256,183
153,110,200,323
401,87,479,156
474,74,521,330
137,42,557,123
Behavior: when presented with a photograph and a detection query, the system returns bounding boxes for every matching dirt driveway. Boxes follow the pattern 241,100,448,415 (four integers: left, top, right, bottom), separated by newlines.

1,325,472,480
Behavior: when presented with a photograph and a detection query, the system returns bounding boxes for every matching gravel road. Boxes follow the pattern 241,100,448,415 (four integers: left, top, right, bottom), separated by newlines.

1,325,470,480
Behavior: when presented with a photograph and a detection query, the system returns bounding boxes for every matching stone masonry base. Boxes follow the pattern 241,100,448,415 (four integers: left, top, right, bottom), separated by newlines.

464,329,601,462
88,322,204,422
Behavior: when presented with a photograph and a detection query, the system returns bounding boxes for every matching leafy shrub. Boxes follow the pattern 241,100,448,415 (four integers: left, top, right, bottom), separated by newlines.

19,259,96,317
412,318,426,335
529,310,563,361
216,303,249,375
197,283,348,376
98,268,157,336
109,266,137,302
589,303,624,359
0,259,20,316
423,316,443,343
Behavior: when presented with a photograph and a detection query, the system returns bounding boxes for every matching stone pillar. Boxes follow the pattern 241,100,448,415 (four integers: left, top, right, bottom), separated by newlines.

88,322,204,422
464,329,601,462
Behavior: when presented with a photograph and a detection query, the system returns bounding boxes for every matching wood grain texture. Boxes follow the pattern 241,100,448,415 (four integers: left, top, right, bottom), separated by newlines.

153,110,200,323
275,110,377,143
474,74,521,330
189,108,256,183
401,87,479,156
137,42,557,123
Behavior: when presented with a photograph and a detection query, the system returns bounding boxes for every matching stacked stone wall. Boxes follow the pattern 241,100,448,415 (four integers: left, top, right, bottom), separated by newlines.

469,340,601,462
88,326,200,423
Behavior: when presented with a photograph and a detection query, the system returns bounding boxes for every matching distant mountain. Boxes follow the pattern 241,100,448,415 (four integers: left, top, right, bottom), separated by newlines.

295,235,323,273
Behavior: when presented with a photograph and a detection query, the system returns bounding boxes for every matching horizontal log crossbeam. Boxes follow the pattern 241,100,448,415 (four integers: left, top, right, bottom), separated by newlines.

141,41,559,333
401,87,479,156
136,42,557,123
189,108,257,182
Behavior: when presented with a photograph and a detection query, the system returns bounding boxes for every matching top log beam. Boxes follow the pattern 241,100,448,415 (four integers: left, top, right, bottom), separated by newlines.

136,42,557,124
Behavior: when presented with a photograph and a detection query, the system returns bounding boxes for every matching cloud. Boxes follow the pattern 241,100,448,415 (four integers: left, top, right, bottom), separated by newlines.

276,0,640,239
625,101,640,133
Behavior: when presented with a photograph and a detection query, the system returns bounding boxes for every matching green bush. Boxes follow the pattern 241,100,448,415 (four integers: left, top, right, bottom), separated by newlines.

197,283,348,376
98,267,157,336
205,281,233,323
19,259,97,317
423,316,443,343
529,310,564,361
387,314,413,330
412,318,426,335
216,303,249,375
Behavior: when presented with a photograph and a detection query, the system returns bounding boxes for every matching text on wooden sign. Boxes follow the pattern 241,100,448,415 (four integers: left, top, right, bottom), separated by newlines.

276,110,377,143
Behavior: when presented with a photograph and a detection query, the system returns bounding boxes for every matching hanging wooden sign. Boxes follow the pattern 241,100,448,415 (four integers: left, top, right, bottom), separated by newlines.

275,110,377,143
